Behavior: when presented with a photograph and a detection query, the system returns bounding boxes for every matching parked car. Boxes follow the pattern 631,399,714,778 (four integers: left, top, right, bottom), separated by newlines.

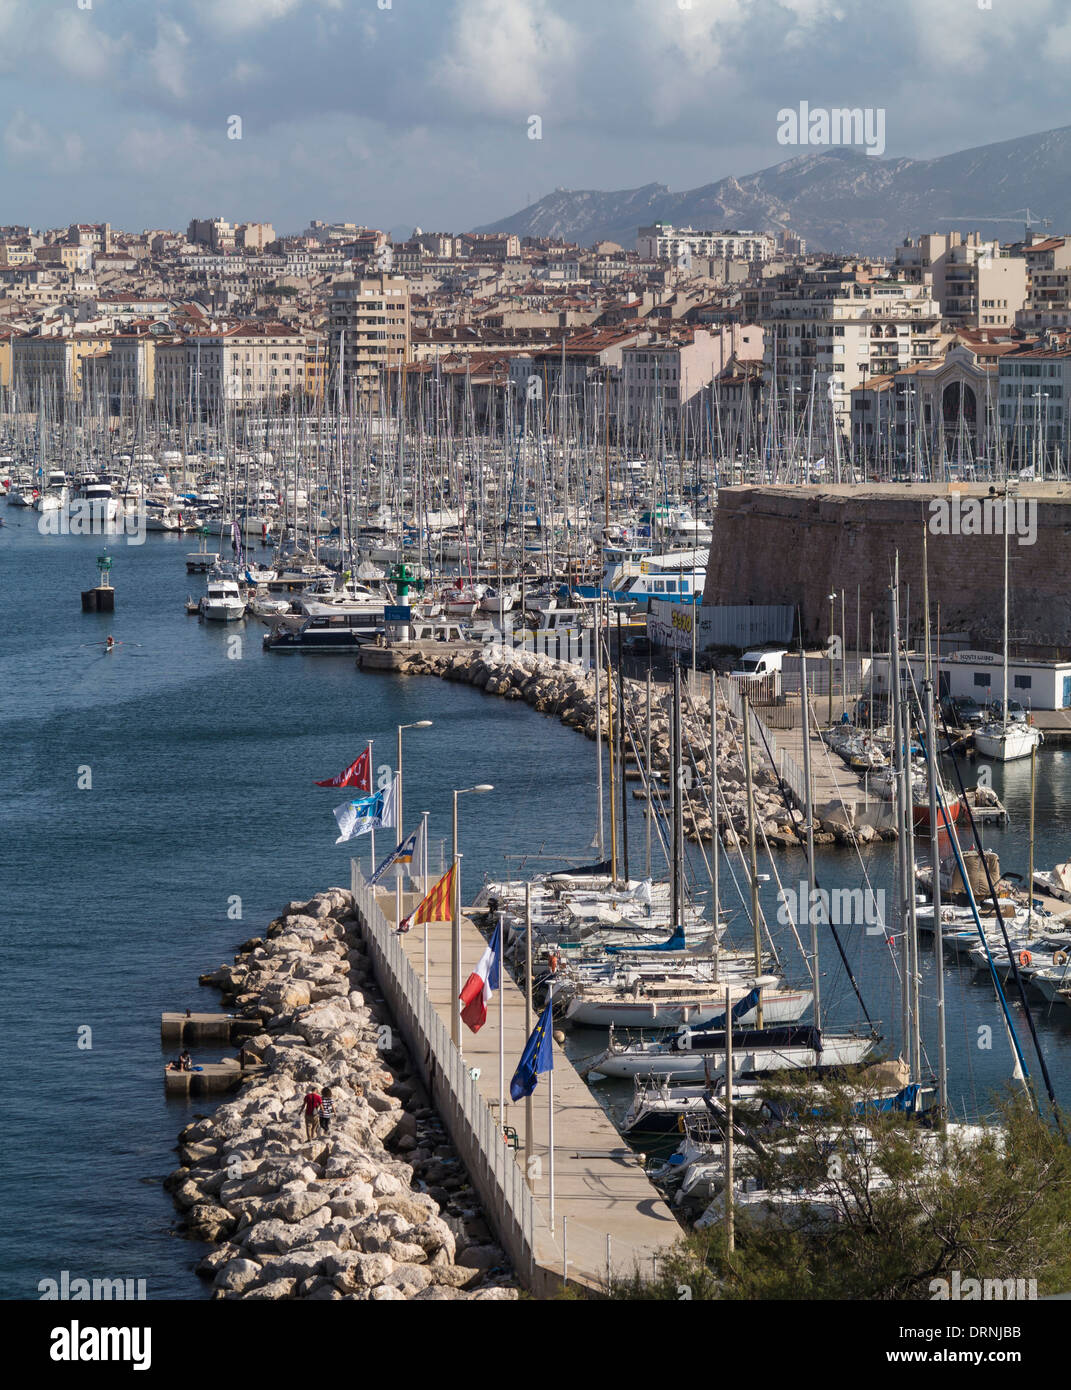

946,695,985,727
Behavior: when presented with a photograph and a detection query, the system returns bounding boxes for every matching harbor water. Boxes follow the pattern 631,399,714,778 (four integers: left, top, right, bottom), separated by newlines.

3,520,1071,1299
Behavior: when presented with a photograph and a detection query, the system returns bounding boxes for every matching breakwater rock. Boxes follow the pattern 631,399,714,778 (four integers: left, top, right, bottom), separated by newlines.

168,888,518,1301
376,645,890,850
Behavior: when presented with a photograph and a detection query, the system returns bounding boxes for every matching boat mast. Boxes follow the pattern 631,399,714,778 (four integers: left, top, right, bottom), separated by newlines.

799,650,820,1031
740,687,764,1029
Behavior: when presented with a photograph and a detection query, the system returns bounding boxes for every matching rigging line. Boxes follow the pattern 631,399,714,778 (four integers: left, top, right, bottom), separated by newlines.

723,676,880,1031
929,763,1034,1102
933,710,1058,1116
679,682,793,970
899,650,1055,1112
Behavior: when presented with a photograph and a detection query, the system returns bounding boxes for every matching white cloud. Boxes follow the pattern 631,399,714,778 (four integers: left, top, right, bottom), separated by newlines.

45,11,127,83
436,0,580,118
149,18,191,100
3,109,86,173
193,0,314,39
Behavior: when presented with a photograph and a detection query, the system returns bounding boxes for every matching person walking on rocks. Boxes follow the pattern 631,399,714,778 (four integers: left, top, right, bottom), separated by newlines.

320,1087,336,1135
299,1087,323,1141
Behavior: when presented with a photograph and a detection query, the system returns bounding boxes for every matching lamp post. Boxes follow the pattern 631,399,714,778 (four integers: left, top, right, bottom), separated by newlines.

395,721,432,927
452,784,494,1052
396,720,433,844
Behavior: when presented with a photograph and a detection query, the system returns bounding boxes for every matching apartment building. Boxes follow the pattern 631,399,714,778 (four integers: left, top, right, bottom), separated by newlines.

508,328,652,423
996,332,1071,466
328,274,410,403
12,332,112,405
622,324,764,440
1015,237,1071,331
762,267,942,436
459,233,521,262
893,232,1027,328
637,223,776,265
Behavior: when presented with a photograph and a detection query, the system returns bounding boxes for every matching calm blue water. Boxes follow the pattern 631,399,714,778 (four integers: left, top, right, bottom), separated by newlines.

3,516,1071,1299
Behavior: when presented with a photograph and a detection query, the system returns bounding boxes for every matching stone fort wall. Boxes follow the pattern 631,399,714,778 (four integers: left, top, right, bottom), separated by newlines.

701,484,1071,658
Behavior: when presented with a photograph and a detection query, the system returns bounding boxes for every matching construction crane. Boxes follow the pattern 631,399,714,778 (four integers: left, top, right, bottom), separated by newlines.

934,209,1053,240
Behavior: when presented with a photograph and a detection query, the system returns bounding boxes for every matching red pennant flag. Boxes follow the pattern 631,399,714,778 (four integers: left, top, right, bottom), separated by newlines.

315,746,371,791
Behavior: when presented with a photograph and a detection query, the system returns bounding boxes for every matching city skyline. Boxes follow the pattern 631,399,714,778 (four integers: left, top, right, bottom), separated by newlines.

2,0,1070,234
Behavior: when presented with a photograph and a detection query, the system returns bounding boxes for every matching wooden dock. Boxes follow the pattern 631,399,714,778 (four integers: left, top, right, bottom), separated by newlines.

376,888,683,1291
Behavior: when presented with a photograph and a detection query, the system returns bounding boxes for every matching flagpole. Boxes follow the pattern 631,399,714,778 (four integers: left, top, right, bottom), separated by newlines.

394,772,403,933
498,915,505,1130
524,883,534,1183
422,812,430,981
548,1057,556,1227
367,740,374,875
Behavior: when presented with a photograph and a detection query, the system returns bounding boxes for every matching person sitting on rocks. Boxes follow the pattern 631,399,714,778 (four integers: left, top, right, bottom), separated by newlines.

166,1050,193,1073
299,1087,323,1141
320,1087,335,1135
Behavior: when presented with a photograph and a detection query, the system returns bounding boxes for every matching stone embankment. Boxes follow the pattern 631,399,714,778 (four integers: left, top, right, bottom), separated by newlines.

166,887,518,1301
378,645,890,850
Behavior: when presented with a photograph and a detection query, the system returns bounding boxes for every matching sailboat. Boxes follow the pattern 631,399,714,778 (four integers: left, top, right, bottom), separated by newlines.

973,487,1042,762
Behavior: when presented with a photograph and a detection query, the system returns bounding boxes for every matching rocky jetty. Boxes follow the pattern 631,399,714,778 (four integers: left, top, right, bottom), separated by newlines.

376,646,891,850
168,887,518,1301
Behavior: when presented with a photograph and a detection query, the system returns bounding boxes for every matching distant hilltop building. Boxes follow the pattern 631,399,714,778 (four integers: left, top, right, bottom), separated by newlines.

637,223,776,265
186,218,275,253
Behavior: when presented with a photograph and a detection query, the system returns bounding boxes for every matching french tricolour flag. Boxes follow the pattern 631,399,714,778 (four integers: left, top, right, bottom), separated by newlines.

459,921,501,1034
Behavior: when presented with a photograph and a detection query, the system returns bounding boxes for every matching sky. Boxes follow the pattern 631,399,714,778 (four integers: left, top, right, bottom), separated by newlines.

0,0,1069,236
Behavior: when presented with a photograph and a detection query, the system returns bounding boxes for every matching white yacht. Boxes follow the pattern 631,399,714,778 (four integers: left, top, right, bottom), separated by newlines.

76,476,121,524
199,578,246,622
973,720,1042,763
32,469,69,513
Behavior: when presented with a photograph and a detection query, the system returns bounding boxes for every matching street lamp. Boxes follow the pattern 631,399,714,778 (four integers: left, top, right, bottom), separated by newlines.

396,720,434,842
395,721,433,926
452,784,494,1052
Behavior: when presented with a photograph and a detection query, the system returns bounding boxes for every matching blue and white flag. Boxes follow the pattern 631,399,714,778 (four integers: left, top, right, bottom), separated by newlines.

333,777,396,844
509,999,554,1101
368,825,422,885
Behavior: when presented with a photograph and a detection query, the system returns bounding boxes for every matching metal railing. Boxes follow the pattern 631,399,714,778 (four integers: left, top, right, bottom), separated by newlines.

349,861,550,1288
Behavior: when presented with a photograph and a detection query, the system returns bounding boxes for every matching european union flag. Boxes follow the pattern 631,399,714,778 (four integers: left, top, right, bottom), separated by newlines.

509,1000,554,1102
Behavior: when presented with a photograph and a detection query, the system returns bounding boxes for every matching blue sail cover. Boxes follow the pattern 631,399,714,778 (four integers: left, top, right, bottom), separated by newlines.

850,1083,922,1116
606,924,687,954
690,986,762,1030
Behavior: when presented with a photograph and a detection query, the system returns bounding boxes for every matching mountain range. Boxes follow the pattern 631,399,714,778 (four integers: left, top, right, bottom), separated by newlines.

474,125,1071,255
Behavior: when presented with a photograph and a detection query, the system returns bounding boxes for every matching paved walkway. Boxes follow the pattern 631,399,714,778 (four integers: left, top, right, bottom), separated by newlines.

377,887,683,1289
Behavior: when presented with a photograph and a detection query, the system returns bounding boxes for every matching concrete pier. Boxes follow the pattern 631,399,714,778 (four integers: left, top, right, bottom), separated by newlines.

161,1011,260,1047
372,885,682,1292
163,1059,254,1097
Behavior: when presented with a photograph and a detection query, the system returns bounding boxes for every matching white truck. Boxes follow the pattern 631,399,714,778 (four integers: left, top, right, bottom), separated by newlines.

730,648,788,680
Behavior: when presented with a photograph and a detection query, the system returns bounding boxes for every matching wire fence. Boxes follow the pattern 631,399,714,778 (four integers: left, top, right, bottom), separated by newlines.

350,861,548,1288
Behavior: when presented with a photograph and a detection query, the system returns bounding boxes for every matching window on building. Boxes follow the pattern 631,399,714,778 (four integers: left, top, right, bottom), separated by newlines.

1014,675,1033,690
